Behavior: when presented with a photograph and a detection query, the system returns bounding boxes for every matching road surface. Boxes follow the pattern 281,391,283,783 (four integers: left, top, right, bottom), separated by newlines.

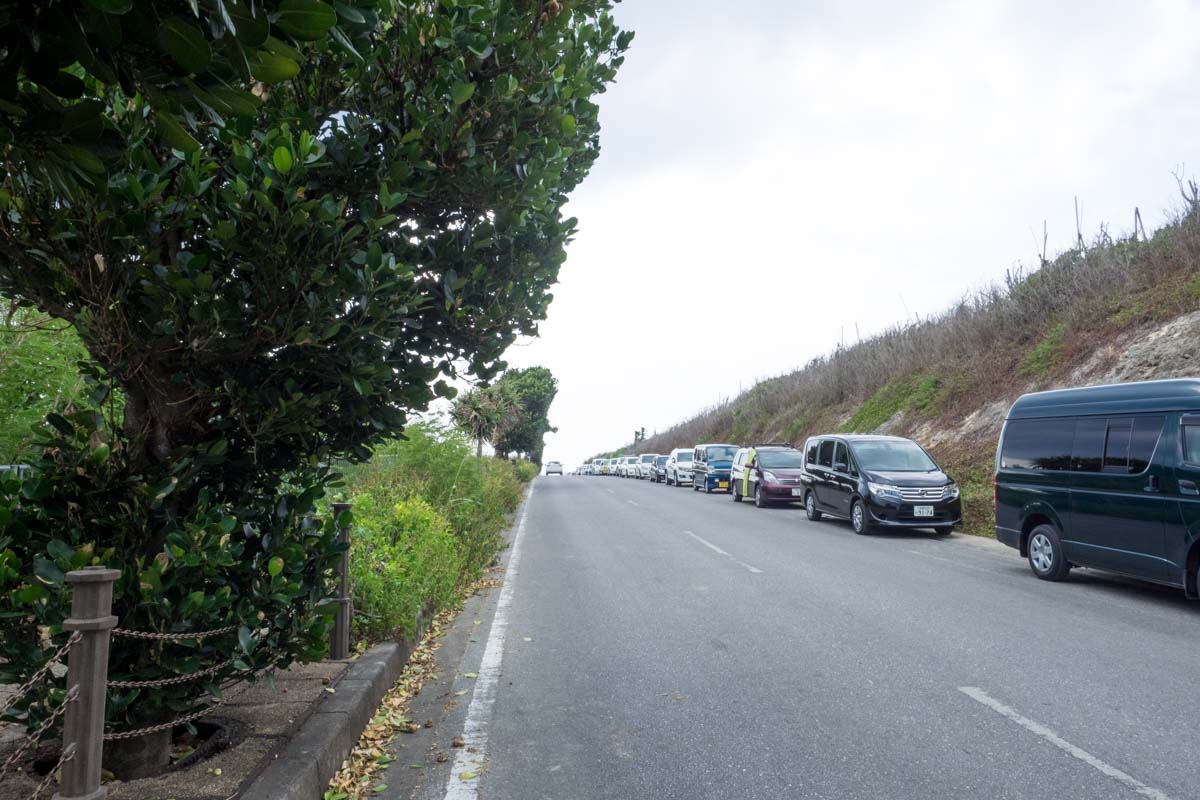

381,476,1199,800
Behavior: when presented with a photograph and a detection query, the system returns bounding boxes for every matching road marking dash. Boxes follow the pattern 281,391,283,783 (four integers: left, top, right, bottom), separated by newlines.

958,686,1173,800
627,500,640,507
442,486,534,799
684,531,763,574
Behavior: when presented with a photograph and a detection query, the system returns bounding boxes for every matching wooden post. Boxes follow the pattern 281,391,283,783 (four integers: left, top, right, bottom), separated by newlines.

330,503,352,660
54,566,119,800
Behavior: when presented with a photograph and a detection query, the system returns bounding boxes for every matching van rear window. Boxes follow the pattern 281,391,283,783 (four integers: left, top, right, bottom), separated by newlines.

1000,420,1074,470
1184,424,1200,465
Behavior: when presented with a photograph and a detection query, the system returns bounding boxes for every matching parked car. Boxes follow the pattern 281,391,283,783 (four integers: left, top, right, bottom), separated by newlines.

732,445,806,507
801,435,960,535
652,455,670,483
545,460,563,475
666,449,694,486
995,378,1200,596
692,443,738,493
620,456,637,477
636,453,659,479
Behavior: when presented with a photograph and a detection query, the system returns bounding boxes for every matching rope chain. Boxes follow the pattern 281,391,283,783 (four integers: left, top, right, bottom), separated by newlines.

0,685,77,779
0,633,81,719
27,742,74,799
102,699,224,742
111,624,239,642
107,659,236,689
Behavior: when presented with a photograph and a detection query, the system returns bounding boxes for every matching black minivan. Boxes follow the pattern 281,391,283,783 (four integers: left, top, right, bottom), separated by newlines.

800,435,962,535
995,378,1200,596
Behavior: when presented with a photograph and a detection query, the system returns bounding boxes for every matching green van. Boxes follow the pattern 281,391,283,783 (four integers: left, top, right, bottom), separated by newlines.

995,378,1200,596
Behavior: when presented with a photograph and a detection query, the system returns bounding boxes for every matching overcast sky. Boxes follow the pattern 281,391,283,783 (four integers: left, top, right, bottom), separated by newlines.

500,0,1200,467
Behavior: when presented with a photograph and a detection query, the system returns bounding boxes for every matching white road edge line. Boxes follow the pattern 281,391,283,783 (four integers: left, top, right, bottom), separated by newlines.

684,530,763,574
443,485,534,799
958,687,1173,800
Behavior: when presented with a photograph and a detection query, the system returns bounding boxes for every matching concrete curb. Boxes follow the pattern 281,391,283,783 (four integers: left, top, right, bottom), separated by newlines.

240,611,429,800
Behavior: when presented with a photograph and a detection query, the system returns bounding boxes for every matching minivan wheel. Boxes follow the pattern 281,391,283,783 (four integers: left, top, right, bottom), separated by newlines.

733,482,742,502
805,492,822,521
1027,524,1071,581
851,500,872,535
755,484,768,508
934,526,953,536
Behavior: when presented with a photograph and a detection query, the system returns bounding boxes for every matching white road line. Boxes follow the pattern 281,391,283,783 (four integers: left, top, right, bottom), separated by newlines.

958,687,1173,800
627,499,640,507
443,486,534,799
684,531,763,574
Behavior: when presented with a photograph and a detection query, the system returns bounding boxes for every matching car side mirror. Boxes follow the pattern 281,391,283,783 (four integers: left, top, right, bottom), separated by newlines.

834,462,848,473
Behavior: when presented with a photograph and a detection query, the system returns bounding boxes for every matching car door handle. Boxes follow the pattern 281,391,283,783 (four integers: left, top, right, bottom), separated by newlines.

1180,479,1199,496
1144,475,1161,493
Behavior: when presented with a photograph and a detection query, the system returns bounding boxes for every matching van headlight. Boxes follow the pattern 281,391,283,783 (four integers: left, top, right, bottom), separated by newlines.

868,482,902,500
762,471,778,484
945,483,960,500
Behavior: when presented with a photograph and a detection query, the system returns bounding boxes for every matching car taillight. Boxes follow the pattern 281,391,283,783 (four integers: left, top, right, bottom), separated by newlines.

993,473,997,511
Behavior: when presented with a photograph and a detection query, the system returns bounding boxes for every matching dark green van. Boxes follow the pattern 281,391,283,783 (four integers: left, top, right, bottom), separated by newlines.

995,378,1200,596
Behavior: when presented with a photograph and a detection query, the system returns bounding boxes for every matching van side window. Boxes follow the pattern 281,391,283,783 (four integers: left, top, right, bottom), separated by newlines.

817,440,834,468
1184,422,1200,465
1102,420,1133,473
1072,418,1105,472
1127,416,1164,473
833,442,849,473
806,442,818,465
1000,419,1074,470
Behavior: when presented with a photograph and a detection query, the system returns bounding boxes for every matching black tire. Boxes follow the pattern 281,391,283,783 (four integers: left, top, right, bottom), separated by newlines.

934,526,953,536
733,481,743,502
851,500,872,535
755,484,769,508
805,491,822,521
704,481,713,494
1027,524,1071,581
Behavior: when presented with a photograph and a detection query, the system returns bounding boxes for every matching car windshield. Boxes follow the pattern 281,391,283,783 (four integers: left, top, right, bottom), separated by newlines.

757,450,805,468
640,455,655,463
655,456,668,466
706,446,737,461
676,452,693,462
851,440,937,472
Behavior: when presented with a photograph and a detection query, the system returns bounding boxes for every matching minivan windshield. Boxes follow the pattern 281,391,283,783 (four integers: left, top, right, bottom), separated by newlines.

706,445,737,461
757,450,805,469
676,451,693,462
655,456,668,466
851,440,937,472
639,454,655,463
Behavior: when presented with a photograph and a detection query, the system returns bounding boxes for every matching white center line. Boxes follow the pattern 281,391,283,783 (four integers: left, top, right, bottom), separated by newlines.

627,499,640,507
958,687,1173,800
684,531,763,574
443,486,534,799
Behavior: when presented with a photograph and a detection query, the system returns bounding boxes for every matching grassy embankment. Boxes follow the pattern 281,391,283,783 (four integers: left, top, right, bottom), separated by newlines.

337,423,536,644
628,189,1200,536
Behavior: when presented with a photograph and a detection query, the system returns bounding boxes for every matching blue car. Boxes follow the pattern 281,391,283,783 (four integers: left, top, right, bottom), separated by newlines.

692,443,738,494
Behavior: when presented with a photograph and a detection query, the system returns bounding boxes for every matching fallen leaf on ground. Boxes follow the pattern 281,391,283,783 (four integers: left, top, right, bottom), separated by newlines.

451,736,465,748
460,772,477,780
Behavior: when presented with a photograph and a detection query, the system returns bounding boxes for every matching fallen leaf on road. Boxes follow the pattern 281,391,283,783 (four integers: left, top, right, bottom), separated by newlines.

522,637,532,642
435,752,449,763
451,736,465,748
454,690,468,696
460,772,477,781
464,672,478,678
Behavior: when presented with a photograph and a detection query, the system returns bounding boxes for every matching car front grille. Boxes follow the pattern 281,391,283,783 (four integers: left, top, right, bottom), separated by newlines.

897,486,948,501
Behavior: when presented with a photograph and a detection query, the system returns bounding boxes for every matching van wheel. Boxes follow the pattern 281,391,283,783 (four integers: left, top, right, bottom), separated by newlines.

755,484,769,508
934,526,953,536
1028,524,1071,581
733,483,742,502
851,500,872,535
805,492,822,521
704,482,713,494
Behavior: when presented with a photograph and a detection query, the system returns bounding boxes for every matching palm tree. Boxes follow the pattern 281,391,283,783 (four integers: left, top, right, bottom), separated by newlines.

451,386,520,458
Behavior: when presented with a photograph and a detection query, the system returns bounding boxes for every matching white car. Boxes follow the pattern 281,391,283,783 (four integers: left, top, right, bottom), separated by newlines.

665,448,694,486
545,461,563,475
636,453,659,479
619,456,637,477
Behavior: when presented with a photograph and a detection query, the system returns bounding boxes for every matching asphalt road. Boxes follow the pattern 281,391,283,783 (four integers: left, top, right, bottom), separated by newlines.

387,475,1200,800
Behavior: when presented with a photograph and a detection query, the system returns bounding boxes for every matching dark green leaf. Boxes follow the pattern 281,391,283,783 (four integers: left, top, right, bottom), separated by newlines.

158,18,213,74
275,0,337,40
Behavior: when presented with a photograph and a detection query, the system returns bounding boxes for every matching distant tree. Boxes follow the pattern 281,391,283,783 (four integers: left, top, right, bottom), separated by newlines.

451,385,520,459
0,0,630,767
492,367,558,463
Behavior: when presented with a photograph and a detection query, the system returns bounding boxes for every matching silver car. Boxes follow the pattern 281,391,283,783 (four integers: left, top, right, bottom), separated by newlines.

665,448,694,486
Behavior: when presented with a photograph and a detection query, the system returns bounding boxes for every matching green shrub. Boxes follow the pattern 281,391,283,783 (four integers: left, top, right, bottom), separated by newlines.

350,495,459,641
840,373,941,433
1021,322,1069,375
514,460,540,483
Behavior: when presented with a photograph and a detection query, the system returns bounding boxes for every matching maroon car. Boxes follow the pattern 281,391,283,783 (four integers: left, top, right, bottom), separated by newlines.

732,446,807,507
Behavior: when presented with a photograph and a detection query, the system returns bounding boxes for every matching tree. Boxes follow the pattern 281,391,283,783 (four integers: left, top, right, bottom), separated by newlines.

492,366,558,463
0,0,629,768
450,384,520,459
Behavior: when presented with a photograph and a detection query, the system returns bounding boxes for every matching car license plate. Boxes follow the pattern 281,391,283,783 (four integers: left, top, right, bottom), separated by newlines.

791,488,803,496
718,481,728,489
914,505,935,517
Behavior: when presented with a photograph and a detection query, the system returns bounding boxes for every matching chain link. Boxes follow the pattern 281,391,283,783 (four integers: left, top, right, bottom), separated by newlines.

107,659,236,689
112,625,239,642
26,741,74,799
0,685,76,778
102,699,223,742
0,633,80,719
